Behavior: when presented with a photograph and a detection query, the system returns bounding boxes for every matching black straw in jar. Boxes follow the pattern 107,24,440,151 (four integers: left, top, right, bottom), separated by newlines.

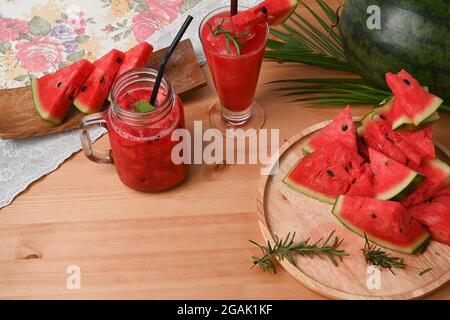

149,15,194,106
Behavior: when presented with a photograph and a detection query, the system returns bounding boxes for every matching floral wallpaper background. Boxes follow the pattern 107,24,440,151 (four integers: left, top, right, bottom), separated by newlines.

0,0,202,89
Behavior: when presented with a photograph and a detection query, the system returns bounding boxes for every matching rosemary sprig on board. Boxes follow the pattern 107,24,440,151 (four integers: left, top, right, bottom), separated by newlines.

250,230,349,274
208,19,249,56
362,234,406,275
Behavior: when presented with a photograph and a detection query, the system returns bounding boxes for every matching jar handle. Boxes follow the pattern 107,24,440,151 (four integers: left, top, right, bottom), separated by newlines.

79,113,113,164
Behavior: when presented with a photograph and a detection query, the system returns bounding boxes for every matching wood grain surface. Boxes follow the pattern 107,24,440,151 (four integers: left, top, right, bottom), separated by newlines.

0,39,206,140
257,119,450,300
0,1,449,299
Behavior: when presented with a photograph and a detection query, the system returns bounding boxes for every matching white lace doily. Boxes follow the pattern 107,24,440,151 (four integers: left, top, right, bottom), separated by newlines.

0,0,260,209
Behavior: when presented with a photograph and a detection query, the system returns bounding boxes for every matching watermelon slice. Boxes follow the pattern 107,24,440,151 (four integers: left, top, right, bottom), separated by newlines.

386,70,443,125
283,141,364,204
303,106,357,155
31,59,94,124
374,93,440,131
407,195,450,246
332,195,429,254
369,148,423,201
401,158,450,207
115,42,153,79
346,164,374,197
74,49,125,114
364,119,408,165
231,0,299,27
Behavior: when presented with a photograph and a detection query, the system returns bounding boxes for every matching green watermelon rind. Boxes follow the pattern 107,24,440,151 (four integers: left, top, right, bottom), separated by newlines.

283,176,336,204
301,144,313,156
375,171,424,201
430,158,450,185
73,98,91,115
411,95,443,126
332,196,430,254
283,161,336,204
31,77,63,125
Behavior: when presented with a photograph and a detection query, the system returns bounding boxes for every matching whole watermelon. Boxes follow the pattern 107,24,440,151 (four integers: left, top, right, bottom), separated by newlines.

339,0,450,103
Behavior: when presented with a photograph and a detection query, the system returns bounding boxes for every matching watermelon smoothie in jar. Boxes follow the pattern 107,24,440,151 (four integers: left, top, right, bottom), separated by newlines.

199,6,268,133
80,68,188,192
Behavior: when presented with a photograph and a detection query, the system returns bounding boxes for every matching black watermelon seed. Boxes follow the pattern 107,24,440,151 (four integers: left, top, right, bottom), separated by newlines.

379,114,386,120
56,82,62,88
68,92,75,100
117,57,123,63
384,161,389,166
341,124,348,131
327,169,335,177
371,213,377,219
100,76,105,84
261,6,268,14
425,198,433,204
403,78,411,85
81,86,87,92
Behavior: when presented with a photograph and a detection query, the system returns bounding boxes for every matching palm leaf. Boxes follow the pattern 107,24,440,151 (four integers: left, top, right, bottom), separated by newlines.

265,0,449,114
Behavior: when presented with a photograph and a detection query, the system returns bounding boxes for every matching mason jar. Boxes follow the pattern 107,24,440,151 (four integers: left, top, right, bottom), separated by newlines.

80,68,188,192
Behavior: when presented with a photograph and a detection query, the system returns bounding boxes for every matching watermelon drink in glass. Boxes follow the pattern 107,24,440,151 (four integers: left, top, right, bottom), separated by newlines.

80,68,188,192
199,6,268,133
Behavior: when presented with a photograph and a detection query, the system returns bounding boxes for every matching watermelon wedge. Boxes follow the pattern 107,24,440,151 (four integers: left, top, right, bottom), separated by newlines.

386,70,443,125
283,141,364,204
369,148,424,201
231,0,299,27
303,106,357,155
374,93,440,131
407,195,450,246
332,195,429,254
363,119,408,165
31,59,94,124
401,158,450,207
74,49,125,114
115,42,153,79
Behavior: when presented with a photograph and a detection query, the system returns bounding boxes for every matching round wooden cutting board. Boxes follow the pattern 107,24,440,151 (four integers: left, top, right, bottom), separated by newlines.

257,117,450,300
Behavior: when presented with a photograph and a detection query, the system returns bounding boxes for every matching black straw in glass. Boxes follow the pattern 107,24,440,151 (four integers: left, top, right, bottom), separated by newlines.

149,15,194,106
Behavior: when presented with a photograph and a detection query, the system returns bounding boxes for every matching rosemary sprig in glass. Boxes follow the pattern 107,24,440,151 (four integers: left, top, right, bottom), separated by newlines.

362,234,406,275
208,19,250,56
250,230,349,274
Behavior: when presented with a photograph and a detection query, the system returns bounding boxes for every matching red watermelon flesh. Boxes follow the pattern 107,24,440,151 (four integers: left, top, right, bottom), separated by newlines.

115,42,153,79
407,195,450,246
369,148,423,201
435,185,450,197
332,195,429,254
401,158,450,208
386,70,443,125
303,106,357,155
283,140,364,204
74,49,125,114
364,120,408,164
397,127,435,162
231,0,299,27
31,59,94,124
346,164,374,197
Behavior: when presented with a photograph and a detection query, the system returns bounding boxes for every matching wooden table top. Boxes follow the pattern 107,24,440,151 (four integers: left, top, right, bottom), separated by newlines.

1,0,449,298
